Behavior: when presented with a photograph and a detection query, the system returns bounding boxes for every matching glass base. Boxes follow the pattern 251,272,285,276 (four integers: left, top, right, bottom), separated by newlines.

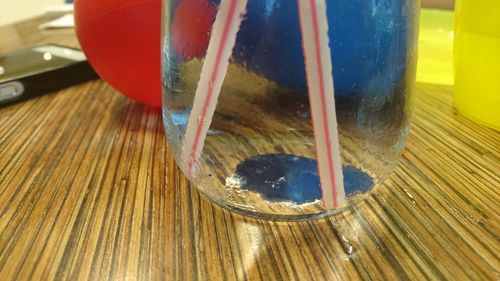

193,154,374,221
205,189,367,221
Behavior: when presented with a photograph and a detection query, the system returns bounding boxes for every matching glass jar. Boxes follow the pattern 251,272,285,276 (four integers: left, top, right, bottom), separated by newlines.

162,0,420,220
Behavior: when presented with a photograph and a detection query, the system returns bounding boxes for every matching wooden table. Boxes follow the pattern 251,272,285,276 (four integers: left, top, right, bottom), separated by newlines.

1,16,499,281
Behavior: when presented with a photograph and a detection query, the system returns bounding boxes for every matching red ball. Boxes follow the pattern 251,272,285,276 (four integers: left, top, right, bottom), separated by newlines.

172,0,216,60
75,0,162,107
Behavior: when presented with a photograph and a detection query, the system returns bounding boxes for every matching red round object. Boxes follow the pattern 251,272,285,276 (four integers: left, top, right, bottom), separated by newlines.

75,0,162,107
172,0,216,60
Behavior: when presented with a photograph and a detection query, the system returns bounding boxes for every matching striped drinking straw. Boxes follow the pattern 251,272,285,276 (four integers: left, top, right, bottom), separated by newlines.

181,0,249,177
181,0,345,209
297,0,345,208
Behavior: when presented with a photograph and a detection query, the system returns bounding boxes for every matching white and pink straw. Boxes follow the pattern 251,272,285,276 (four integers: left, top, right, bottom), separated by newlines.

181,0,248,177
297,0,345,208
181,0,345,209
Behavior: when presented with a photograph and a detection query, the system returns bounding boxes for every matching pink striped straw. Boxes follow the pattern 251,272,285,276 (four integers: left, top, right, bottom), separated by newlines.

297,0,345,209
181,0,249,177
182,0,345,209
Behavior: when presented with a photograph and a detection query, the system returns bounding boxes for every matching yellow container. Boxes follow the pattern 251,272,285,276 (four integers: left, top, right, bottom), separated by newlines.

454,0,500,130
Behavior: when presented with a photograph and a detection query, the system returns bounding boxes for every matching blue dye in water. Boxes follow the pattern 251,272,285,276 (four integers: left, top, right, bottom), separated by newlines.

235,154,373,204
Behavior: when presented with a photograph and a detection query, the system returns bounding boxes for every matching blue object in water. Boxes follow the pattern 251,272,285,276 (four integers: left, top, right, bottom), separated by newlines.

231,0,415,100
235,154,373,204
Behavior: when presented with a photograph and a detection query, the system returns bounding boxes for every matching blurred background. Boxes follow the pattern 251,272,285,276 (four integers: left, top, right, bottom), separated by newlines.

0,0,71,26
0,0,454,26
422,0,454,10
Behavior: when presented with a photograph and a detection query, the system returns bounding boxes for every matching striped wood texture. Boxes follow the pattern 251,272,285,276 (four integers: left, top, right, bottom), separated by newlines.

0,15,499,281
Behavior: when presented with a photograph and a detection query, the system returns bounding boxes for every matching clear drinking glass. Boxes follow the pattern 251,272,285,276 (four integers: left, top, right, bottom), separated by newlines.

162,0,420,220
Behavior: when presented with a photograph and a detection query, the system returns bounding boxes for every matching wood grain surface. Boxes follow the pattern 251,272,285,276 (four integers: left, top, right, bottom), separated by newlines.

0,16,499,281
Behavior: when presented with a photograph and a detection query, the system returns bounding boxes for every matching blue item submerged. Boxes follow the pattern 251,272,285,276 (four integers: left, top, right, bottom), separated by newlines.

235,154,373,204
228,0,416,100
